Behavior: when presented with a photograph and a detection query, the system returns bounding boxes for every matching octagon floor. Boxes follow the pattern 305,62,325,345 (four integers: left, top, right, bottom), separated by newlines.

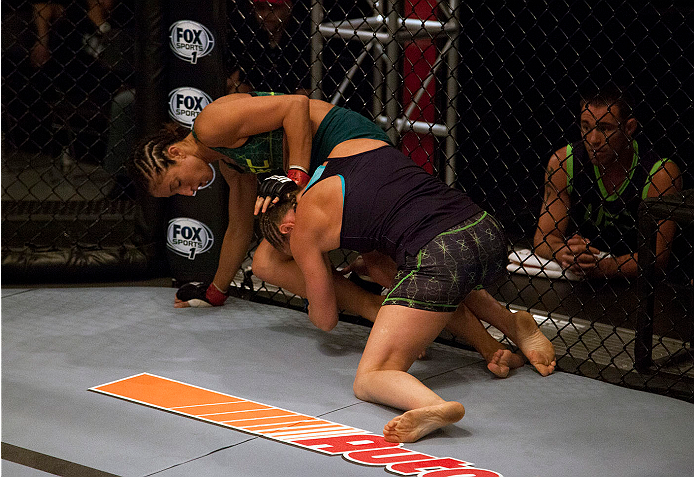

2,287,693,477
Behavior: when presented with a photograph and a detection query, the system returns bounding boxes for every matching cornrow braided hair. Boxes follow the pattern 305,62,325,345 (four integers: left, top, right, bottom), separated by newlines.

126,123,190,194
259,190,299,252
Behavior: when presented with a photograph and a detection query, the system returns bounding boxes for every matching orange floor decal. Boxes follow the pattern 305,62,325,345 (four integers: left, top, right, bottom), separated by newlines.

90,373,502,477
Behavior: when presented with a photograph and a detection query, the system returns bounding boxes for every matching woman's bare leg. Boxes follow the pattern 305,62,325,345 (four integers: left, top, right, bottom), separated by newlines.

445,304,525,377
463,290,556,376
353,305,465,443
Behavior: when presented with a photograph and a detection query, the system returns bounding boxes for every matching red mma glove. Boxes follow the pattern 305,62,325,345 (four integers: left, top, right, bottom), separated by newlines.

286,165,310,188
176,282,229,307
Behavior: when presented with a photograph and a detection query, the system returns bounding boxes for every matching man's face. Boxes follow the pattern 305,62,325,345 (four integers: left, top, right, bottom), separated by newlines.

580,103,635,166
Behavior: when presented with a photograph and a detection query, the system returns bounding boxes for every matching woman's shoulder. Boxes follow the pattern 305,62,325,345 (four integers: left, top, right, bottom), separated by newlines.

309,99,334,121
193,94,254,143
209,93,254,106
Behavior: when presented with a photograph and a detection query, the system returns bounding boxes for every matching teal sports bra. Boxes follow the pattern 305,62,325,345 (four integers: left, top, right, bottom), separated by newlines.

192,92,285,174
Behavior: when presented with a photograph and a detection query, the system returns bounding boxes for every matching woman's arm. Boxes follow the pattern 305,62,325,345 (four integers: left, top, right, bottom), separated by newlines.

174,166,257,307
294,243,340,332
213,167,258,292
290,186,342,331
194,94,312,175
341,251,397,289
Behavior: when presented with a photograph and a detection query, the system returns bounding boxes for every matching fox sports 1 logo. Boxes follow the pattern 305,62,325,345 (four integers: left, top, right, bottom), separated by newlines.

167,217,214,260
168,87,213,127
169,20,215,64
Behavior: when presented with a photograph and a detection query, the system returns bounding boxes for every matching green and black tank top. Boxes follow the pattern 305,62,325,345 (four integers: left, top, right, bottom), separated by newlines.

309,106,393,172
191,91,284,174
565,140,670,256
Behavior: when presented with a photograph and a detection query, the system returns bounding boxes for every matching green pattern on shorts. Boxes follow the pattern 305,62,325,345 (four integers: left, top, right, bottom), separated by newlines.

383,212,507,312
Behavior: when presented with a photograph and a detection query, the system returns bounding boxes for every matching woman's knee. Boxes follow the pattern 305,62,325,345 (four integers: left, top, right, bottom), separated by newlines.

352,372,371,401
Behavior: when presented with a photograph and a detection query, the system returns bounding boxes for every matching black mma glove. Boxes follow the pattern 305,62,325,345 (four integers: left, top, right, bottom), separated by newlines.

176,282,228,307
258,174,298,204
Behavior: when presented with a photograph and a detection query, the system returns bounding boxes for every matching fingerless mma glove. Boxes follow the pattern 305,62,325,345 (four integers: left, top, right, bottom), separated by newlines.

258,174,298,203
176,282,229,307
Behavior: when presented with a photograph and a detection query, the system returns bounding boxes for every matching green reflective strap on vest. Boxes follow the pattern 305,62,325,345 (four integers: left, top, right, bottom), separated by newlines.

566,143,574,196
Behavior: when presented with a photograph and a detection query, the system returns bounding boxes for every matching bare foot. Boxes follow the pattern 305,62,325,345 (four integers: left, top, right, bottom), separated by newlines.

510,311,556,376
382,401,465,443
487,348,525,378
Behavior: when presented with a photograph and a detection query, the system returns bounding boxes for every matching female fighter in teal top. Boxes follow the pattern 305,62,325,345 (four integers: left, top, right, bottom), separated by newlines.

128,92,392,313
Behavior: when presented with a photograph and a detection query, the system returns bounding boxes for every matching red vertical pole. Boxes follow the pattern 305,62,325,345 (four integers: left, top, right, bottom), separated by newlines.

401,0,438,174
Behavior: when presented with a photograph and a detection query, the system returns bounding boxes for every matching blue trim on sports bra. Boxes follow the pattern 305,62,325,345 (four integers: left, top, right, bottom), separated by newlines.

304,165,345,201
305,165,325,192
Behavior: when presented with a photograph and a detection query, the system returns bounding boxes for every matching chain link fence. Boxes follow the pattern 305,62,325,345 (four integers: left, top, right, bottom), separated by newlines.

3,0,693,400
2,0,148,279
